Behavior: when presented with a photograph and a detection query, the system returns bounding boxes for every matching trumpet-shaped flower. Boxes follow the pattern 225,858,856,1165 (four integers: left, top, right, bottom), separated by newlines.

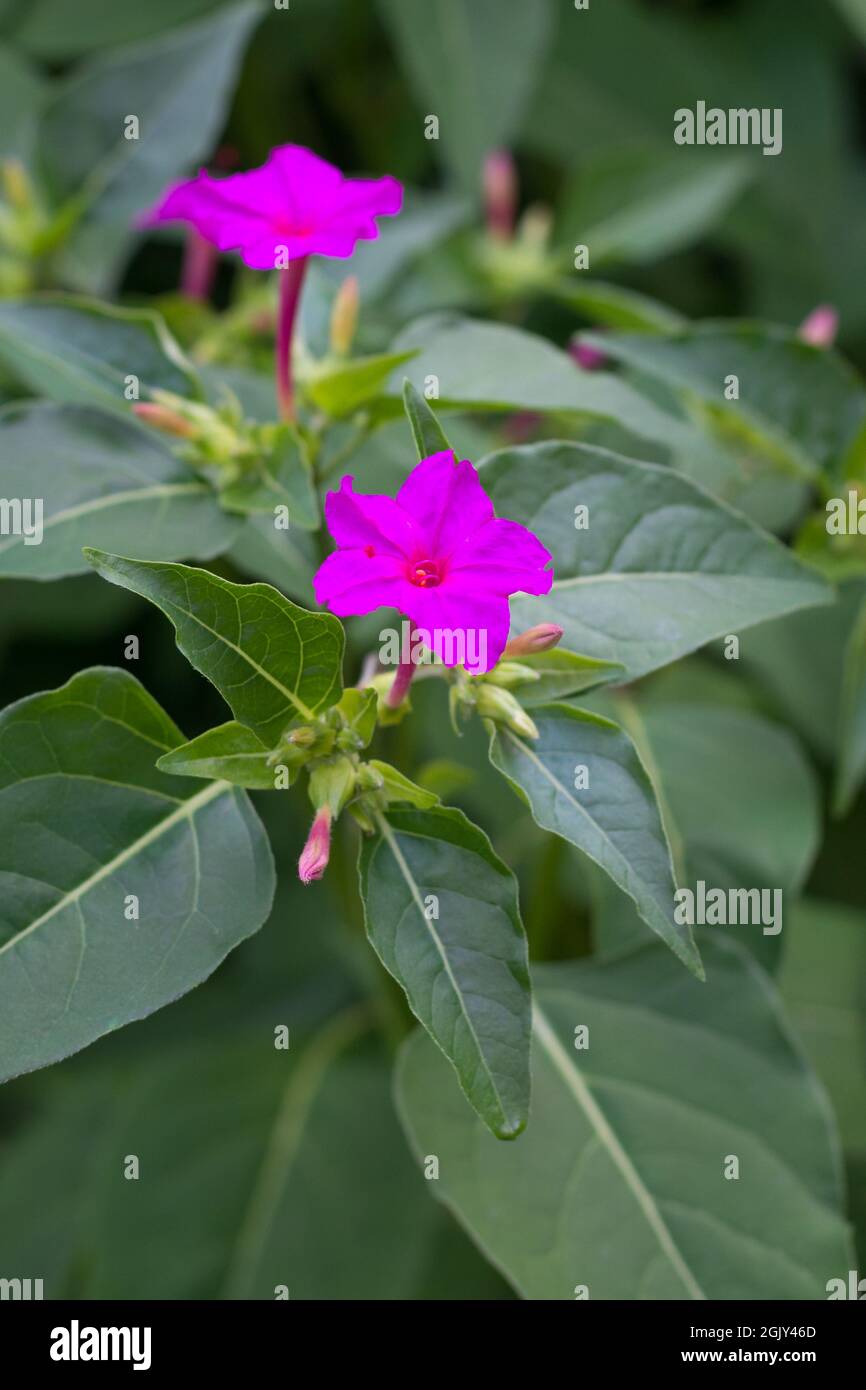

313,451,554,674
142,144,403,270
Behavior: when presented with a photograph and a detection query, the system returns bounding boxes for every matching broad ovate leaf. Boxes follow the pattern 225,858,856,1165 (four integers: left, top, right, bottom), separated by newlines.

487,701,701,976
0,667,274,1083
397,940,853,1299
0,402,238,579
481,441,831,681
84,553,344,742
358,805,531,1139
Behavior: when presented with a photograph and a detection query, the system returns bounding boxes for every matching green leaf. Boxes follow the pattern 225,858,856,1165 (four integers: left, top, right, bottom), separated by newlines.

0,402,239,579
589,693,822,971
487,701,701,976
376,0,554,190
219,425,319,528
397,941,853,1299
834,594,866,815
0,1010,508,1299
0,42,43,160
358,805,531,1139
481,441,831,681
557,151,751,268
12,0,226,58
584,322,866,483
227,512,319,605
367,760,439,809
335,688,378,748
157,721,275,790
512,649,623,708
0,296,202,411
303,350,417,418
83,552,344,742
548,277,685,332
37,4,260,292
0,667,275,1084
391,315,693,454
402,379,454,459
779,899,866,1159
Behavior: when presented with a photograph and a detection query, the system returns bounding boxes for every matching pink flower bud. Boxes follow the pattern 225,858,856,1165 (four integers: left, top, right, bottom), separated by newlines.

298,804,332,884
799,305,838,348
483,149,518,241
131,403,197,438
569,337,607,371
502,623,564,658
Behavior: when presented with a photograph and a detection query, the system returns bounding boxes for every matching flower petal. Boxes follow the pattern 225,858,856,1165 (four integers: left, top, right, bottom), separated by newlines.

312,548,406,616
450,517,554,596
396,452,494,556
324,476,419,557
403,582,511,674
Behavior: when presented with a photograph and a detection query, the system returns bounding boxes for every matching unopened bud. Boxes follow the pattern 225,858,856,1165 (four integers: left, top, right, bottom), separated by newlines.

298,805,331,884
502,623,563,659
132,402,197,438
2,159,32,211
484,661,541,689
330,275,360,356
799,304,838,349
569,336,607,371
475,684,539,739
357,763,385,792
483,150,518,242
288,725,317,748
517,203,552,250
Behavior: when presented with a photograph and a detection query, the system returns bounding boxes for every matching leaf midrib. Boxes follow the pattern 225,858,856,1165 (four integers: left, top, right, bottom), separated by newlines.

532,1000,706,1301
373,813,510,1132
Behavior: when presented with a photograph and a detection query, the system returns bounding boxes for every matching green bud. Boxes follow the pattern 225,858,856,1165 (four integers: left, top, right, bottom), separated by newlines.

356,763,385,793
308,754,357,817
483,661,541,689
475,684,539,739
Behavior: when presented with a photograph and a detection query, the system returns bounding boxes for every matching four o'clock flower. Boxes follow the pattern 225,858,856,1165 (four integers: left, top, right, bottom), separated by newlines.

312,450,554,696
141,144,402,420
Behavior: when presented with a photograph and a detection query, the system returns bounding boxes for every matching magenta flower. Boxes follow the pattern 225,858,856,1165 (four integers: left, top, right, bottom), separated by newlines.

313,451,554,681
142,144,402,420
144,144,402,269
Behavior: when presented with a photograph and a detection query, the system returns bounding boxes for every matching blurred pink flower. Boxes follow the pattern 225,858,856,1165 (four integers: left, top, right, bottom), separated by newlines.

799,304,838,349
142,144,402,421
569,336,607,371
313,451,553,674
142,144,403,270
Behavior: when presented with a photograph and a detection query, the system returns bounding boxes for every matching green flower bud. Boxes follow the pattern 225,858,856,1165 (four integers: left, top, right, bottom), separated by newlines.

475,684,539,740
483,661,541,689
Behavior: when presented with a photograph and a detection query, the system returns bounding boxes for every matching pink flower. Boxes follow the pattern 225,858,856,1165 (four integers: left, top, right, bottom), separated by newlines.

140,144,402,423
142,143,403,270
799,304,838,349
313,451,554,674
298,805,332,884
569,336,607,371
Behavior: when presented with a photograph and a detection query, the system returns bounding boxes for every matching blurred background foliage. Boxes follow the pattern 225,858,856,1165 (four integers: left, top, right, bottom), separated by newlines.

0,0,865,1298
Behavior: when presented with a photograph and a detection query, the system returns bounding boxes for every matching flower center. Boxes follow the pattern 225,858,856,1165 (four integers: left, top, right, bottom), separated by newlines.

274,215,314,238
409,560,442,588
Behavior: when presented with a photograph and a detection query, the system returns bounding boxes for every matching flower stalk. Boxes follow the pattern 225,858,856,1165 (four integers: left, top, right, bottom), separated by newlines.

276,255,309,422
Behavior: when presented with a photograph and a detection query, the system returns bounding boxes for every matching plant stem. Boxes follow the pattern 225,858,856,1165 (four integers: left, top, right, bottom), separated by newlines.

181,227,217,301
276,256,309,422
